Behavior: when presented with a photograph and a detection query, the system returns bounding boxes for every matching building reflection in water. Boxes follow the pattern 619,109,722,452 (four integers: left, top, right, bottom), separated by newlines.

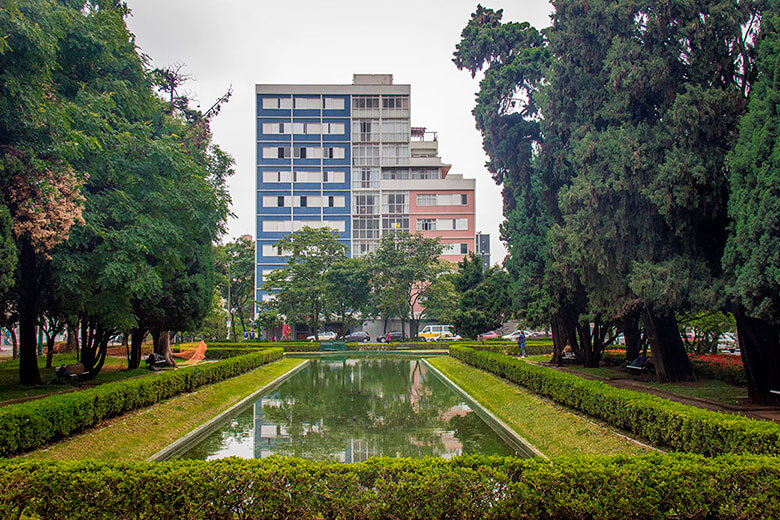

181,358,515,462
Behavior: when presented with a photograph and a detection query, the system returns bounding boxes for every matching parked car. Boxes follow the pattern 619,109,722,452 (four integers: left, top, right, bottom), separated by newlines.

477,330,499,340
420,324,454,341
502,330,532,340
718,332,738,353
344,331,371,343
433,332,462,341
378,331,403,343
306,331,337,341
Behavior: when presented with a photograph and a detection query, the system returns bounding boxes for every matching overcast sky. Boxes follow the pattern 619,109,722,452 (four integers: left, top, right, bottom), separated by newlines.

124,0,554,265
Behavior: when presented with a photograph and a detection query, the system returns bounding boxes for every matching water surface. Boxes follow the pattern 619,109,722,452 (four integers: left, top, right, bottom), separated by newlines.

178,357,518,462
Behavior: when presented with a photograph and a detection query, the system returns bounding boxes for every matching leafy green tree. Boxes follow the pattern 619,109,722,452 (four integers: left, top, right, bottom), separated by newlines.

448,253,512,338
325,257,371,335
264,227,347,339
420,274,458,323
724,0,780,403
370,233,446,337
217,236,255,340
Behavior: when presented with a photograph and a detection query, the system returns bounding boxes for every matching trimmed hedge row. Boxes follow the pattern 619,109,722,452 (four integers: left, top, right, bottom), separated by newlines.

450,346,780,455
462,342,554,356
1,454,779,519
0,348,283,457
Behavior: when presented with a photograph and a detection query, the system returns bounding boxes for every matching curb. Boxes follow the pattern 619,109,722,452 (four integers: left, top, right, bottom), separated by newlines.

148,359,310,462
422,358,548,459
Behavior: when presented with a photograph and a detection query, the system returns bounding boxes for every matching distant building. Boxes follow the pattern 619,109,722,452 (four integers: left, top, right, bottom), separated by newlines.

255,74,476,310
476,232,490,269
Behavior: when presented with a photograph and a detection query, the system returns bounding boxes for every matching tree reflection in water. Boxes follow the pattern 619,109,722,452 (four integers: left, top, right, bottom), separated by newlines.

179,357,515,462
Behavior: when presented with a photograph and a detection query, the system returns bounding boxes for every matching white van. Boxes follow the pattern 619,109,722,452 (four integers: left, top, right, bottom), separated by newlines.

419,324,453,341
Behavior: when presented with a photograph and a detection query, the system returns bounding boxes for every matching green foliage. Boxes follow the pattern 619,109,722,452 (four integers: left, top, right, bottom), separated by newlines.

370,232,447,335
325,256,371,330
216,235,255,339
0,206,16,298
0,348,282,456
1,454,780,519
265,227,347,337
447,254,513,338
725,1,780,323
451,346,780,455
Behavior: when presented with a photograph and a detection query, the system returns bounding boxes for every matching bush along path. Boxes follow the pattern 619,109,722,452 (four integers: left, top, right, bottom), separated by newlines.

25,357,306,462
1,454,779,519
0,348,283,457
450,346,780,455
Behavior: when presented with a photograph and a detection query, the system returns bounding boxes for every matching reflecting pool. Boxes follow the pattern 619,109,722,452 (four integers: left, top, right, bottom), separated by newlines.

177,357,521,462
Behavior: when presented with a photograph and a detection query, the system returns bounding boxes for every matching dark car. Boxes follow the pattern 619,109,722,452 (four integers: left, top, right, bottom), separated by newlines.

344,330,371,343
378,331,403,343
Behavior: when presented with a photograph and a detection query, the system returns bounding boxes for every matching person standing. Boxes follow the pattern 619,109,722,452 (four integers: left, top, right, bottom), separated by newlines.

517,330,526,358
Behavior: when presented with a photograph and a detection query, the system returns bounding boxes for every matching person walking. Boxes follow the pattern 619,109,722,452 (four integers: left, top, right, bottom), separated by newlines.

517,330,526,358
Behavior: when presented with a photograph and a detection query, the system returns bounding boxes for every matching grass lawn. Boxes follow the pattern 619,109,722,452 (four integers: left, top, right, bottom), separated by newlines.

24,357,305,461
0,354,147,404
566,365,628,379
645,378,748,406
426,357,650,458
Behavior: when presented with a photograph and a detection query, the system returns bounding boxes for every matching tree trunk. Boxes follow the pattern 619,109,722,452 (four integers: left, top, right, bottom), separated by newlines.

129,328,145,370
65,321,78,352
18,241,42,385
152,329,177,367
230,313,237,341
641,306,696,382
45,334,55,369
9,327,17,361
733,307,780,404
551,307,579,365
622,313,642,361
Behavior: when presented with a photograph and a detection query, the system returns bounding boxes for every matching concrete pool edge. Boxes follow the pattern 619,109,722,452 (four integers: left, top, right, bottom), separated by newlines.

421,358,548,460
149,359,310,462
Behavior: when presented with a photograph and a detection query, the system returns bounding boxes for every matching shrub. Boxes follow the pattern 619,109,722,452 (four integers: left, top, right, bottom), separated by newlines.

450,346,780,455
0,454,778,519
0,348,283,457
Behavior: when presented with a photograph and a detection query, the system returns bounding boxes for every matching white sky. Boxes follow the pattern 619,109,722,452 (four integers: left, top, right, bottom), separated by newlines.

124,0,554,265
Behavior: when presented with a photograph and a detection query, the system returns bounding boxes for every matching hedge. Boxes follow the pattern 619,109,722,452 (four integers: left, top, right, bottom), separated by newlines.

450,346,780,456
0,348,283,457
1,454,778,519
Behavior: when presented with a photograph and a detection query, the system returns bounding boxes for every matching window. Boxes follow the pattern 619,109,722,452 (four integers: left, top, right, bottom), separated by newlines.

382,217,409,234
323,97,345,110
461,194,468,205
262,97,292,109
381,120,410,142
411,168,439,180
353,145,380,166
262,244,283,256
353,193,378,215
353,167,379,189
325,196,345,208
293,147,324,159
353,217,380,239
262,171,292,183
455,218,468,230
294,171,321,183
417,219,435,231
262,220,293,232
262,122,292,134
353,241,378,257
323,147,345,159
292,220,345,232
261,196,291,208
382,144,409,165
416,194,436,206
382,191,408,214
352,120,379,142
443,243,468,255
262,146,291,159
322,122,345,135
323,171,345,183
382,96,409,109
352,96,379,110
382,168,409,180
299,196,307,208
294,97,321,109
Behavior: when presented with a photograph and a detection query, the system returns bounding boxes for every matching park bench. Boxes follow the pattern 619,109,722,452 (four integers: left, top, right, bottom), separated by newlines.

321,340,347,352
626,356,655,377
